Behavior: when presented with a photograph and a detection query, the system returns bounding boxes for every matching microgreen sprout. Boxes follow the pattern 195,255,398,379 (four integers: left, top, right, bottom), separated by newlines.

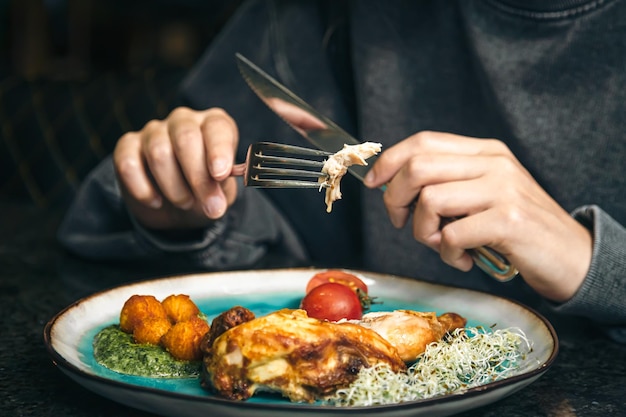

327,326,532,407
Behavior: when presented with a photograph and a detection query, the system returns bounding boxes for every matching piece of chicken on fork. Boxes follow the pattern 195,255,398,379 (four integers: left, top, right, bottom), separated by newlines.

201,308,406,403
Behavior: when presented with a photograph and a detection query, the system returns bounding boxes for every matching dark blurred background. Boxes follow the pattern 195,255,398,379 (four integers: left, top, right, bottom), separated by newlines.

0,0,242,209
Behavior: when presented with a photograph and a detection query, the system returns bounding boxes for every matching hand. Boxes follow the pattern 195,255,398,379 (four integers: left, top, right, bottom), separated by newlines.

364,131,593,302
113,107,239,230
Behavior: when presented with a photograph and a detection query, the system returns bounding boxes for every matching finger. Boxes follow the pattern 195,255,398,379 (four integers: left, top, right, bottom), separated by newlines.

440,207,516,258
383,153,498,228
114,131,162,209
168,118,222,217
197,108,239,218
412,177,500,244
201,108,238,181
365,131,509,188
141,122,194,209
438,222,475,271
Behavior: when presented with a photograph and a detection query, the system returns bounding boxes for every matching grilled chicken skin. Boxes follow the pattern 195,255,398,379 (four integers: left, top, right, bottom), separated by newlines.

356,310,467,362
201,308,405,402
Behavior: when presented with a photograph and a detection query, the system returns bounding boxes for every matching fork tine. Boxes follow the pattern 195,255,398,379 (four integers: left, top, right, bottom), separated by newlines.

249,166,327,178
252,142,332,157
240,142,332,188
248,154,326,170
246,178,328,188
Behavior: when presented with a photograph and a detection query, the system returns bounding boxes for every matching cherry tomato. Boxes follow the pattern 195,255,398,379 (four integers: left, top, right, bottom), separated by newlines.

300,283,363,321
305,270,368,295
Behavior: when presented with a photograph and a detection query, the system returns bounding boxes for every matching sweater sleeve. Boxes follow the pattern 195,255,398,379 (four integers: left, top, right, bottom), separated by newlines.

549,205,626,342
56,157,310,271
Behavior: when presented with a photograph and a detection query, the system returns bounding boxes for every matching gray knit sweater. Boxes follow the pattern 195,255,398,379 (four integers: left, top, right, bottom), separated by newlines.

58,0,626,339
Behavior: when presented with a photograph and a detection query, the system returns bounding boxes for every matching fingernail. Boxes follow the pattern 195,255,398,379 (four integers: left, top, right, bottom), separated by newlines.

204,195,226,218
211,158,228,177
364,170,375,185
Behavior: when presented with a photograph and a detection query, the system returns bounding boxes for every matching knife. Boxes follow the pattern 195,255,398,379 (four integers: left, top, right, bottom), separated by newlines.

235,53,518,281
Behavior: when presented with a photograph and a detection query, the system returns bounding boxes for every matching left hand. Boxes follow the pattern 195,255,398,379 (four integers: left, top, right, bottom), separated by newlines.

363,131,592,302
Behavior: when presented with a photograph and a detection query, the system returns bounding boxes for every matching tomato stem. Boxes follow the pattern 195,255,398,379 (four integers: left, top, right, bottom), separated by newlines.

357,289,380,312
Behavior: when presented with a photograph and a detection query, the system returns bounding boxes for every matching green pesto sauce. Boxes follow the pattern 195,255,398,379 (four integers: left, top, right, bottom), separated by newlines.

93,325,201,378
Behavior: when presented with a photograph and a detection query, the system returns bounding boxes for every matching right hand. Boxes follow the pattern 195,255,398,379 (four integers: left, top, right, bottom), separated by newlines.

113,107,239,230
364,131,592,302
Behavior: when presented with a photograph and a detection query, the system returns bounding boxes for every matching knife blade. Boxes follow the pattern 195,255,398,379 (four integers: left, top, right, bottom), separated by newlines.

235,53,371,182
235,53,518,281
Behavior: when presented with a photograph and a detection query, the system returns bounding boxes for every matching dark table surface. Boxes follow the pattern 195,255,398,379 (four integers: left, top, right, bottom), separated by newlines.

2,201,625,417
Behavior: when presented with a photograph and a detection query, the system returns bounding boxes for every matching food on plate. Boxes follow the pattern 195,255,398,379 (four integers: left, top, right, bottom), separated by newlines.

93,325,201,378
202,305,256,348
162,294,201,323
161,316,210,361
93,293,209,377
90,271,531,405
300,282,364,321
356,310,467,362
320,142,382,212
132,316,172,345
119,294,169,334
328,326,533,406
200,308,406,402
305,270,369,294
299,270,467,361
305,269,369,294
198,272,469,403
118,294,208,358
301,270,377,321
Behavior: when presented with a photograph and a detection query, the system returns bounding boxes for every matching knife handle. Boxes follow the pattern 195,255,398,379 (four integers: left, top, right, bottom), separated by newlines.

468,247,519,282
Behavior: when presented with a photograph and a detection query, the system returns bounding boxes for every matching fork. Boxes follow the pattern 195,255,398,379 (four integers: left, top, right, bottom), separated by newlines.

231,142,332,188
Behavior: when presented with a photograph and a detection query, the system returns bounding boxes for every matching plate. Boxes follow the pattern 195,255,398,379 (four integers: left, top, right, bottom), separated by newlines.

44,268,558,417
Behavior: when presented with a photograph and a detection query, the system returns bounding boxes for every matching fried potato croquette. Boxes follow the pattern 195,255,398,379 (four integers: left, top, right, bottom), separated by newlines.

162,294,200,323
118,293,209,361
161,316,210,361
119,295,168,333
133,317,172,345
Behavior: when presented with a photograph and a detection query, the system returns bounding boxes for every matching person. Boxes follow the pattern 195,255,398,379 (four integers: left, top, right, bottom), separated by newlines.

57,0,625,340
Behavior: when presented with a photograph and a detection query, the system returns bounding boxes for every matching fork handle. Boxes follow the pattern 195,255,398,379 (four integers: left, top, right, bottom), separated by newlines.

231,163,246,177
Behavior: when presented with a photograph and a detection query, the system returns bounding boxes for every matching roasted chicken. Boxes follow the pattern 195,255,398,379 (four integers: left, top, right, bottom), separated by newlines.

201,307,467,403
356,310,467,362
320,142,382,212
201,308,406,402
